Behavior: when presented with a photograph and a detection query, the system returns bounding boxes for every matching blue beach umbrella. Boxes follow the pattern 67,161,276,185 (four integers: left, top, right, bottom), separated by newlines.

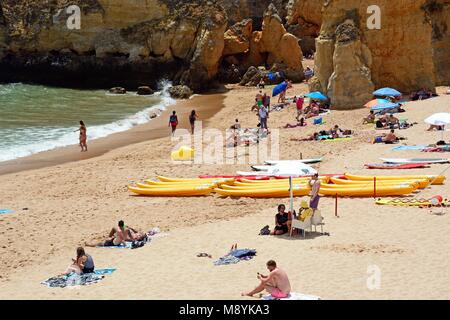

272,82,288,97
373,87,402,97
371,102,400,111
304,91,328,101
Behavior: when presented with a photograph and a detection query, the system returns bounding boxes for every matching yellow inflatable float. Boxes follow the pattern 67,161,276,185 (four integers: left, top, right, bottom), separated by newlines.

171,146,195,161
319,185,416,197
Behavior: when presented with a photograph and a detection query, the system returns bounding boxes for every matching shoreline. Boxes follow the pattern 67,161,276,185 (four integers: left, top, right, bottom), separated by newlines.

0,92,226,176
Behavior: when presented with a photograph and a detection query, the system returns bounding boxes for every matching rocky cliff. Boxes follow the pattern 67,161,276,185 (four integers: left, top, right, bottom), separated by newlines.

310,0,449,109
0,0,227,90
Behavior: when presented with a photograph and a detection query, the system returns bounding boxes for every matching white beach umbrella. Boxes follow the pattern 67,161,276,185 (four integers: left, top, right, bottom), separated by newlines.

424,113,450,141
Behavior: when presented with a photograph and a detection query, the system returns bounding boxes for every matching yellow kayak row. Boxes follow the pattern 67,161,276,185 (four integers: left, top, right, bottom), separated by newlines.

239,177,330,184
319,185,416,197
214,186,311,198
215,183,417,198
128,186,213,196
330,177,430,189
345,173,445,185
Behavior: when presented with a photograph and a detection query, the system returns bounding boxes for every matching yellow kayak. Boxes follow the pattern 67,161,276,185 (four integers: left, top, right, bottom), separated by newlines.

157,176,235,184
329,177,429,189
143,180,219,187
239,177,330,184
214,186,311,198
234,181,310,187
136,182,215,189
128,186,213,196
220,184,311,190
345,173,445,185
319,185,416,197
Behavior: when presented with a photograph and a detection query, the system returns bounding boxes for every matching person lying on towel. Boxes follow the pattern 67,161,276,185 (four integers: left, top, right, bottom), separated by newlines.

373,129,402,144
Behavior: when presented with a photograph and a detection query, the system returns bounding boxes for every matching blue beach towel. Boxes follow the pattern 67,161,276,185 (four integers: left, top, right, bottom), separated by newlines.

0,209,14,214
41,269,117,288
392,145,427,151
214,249,257,266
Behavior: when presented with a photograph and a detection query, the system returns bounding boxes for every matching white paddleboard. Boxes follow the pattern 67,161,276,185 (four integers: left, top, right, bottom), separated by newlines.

264,158,323,165
381,158,450,164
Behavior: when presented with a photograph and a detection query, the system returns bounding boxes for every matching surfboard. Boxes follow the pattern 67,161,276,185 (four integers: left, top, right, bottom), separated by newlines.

380,158,450,164
264,158,323,165
365,163,430,169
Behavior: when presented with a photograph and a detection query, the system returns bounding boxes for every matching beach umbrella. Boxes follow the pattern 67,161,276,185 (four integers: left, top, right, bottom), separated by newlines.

272,82,288,97
424,113,450,141
365,99,390,108
371,102,400,112
304,91,328,101
373,87,402,97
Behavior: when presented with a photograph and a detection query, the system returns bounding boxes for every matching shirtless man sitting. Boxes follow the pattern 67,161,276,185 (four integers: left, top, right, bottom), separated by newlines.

373,129,399,144
85,220,143,247
242,260,291,299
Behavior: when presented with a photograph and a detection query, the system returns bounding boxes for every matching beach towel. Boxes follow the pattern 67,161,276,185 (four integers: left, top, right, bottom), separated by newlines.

97,239,151,249
41,269,116,288
214,249,257,266
392,145,427,151
262,292,321,300
0,209,14,214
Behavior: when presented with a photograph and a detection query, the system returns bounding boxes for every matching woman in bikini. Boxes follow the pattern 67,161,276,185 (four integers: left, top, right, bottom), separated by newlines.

85,221,127,248
189,110,198,134
75,121,87,152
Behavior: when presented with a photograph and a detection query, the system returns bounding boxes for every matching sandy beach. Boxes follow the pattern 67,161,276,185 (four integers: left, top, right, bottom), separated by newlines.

0,75,449,299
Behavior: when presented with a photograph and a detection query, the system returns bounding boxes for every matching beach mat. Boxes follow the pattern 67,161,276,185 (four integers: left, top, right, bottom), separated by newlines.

392,145,427,151
262,292,321,300
41,268,117,288
0,209,14,214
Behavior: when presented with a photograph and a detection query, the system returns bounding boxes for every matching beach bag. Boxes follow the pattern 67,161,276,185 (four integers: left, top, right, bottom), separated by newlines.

313,117,323,125
259,225,270,236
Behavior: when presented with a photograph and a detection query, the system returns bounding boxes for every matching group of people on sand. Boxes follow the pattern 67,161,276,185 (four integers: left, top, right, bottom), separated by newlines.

62,220,151,276
267,174,321,236
292,125,353,142
168,110,199,136
85,220,148,248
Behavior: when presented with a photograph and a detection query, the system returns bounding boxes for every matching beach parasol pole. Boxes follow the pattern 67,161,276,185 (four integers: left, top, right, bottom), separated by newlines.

289,176,294,214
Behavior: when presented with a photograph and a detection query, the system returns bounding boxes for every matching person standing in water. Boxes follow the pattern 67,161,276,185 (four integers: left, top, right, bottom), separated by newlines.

75,121,87,152
189,110,198,134
169,111,178,136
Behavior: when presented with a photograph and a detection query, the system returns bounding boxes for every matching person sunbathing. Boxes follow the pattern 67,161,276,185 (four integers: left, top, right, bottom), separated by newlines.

284,118,305,128
330,125,344,138
270,205,292,236
85,221,127,247
241,260,291,299
305,102,320,119
427,125,445,131
63,247,95,275
386,114,400,128
291,132,320,142
373,129,400,144
363,111,375,124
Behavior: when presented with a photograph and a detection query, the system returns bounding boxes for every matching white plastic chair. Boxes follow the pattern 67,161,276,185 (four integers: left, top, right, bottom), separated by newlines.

290,215,312,238
311,210,325,234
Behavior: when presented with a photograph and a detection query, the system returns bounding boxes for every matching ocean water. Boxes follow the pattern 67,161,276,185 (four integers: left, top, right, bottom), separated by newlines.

0,82,175,162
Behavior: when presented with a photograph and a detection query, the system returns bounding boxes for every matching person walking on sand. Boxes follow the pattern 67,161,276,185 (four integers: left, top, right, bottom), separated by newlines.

75,121,87,152
241,260,291,299
169,111,178,136
309,173,321,213
189,110,198,134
